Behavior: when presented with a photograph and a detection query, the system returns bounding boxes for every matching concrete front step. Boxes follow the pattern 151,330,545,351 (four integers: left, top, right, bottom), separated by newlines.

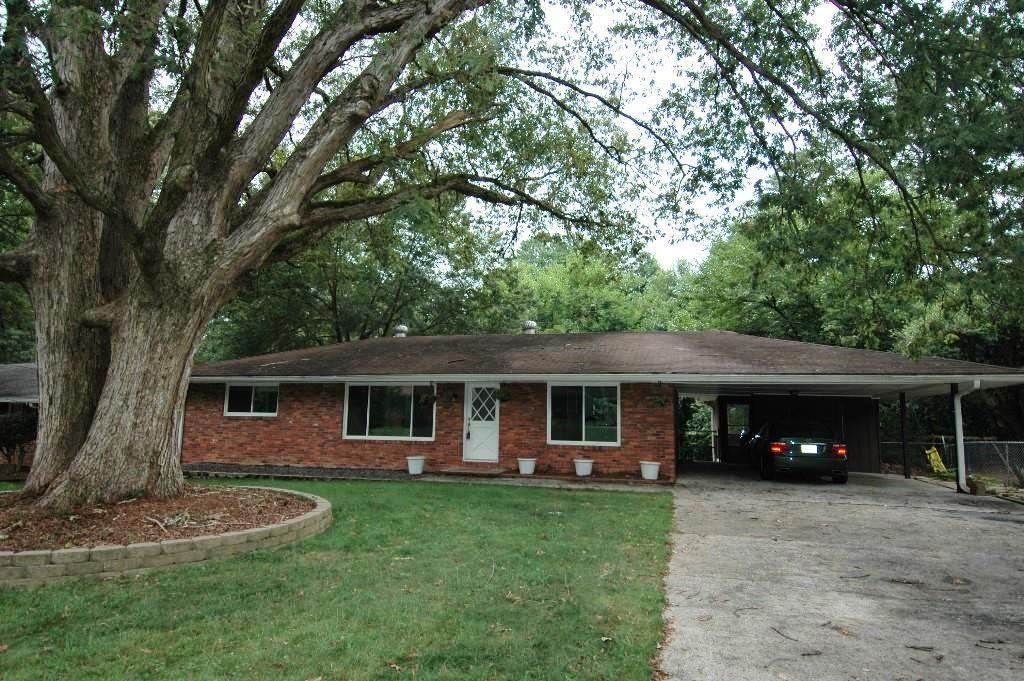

436,465,508,477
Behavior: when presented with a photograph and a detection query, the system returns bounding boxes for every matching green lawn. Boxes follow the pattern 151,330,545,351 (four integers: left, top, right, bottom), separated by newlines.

1,480,672,680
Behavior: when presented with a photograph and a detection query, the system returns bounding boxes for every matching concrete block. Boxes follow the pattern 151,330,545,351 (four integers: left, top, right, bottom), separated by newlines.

257,535,283,551
50,547,91,564
0,550,13,567
125,542,163,558
0,565,28,580
216,542,253,557
219,531,249,546
245,526,273,542
269,523,291,537
26,563,67,580
140,553,178,569
160,538,195,555
99,557,142,573
89,545,126,561
191,534,224,551
65,560,105,576
12,550,51,567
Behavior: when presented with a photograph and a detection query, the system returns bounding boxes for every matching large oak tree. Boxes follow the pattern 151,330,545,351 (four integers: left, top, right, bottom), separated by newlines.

0,0,1019,510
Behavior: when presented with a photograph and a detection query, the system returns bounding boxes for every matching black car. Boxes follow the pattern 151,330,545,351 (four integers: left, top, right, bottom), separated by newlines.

745,420,848,483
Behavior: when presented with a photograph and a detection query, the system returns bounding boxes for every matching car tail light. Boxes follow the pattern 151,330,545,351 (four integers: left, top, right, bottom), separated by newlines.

831,444,848,458
769,442,790,455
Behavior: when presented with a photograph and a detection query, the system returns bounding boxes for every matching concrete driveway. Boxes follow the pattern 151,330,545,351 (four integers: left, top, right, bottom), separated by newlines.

660,468,1024,681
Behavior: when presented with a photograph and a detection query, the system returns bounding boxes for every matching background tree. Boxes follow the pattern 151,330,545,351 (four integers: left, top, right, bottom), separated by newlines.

514,235,692,332
198,199,520,361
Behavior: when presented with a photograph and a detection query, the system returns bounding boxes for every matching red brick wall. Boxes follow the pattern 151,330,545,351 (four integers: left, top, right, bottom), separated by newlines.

182,381,676,480
498,383,676,480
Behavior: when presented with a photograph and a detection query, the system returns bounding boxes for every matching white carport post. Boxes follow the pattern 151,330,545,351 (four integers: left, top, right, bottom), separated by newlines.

951,383,969,494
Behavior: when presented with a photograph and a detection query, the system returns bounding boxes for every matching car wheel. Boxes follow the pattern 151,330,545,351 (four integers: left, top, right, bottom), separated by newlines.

832,474,848,484
759,456,774,480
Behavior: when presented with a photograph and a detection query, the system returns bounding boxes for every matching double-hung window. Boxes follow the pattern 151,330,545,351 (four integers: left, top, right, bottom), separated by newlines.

224,384,279,416
548,384,620,445
344,384,435,440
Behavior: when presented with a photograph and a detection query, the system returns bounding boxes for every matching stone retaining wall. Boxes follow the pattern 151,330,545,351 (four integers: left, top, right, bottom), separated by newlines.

0,488,332,588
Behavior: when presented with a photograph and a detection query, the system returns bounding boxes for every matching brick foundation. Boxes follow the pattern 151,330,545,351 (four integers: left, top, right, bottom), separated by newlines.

182,382,676,481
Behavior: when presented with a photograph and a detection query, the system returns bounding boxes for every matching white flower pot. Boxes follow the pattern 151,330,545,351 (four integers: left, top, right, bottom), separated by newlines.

406,456,425,475
518,458,537,475
573,458,594,477
639,461,661,481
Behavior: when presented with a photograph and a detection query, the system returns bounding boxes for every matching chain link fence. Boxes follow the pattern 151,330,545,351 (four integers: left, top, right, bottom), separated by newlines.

880,438,1024,486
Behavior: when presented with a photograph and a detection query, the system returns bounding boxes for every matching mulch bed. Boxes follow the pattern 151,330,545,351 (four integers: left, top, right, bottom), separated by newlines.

0,484,314,552
184,461,416,480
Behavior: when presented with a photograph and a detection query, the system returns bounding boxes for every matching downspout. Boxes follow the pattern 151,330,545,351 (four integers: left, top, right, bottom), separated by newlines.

951,380,982,494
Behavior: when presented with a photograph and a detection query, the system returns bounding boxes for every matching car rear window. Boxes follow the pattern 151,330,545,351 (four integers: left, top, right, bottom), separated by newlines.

771,421,834,439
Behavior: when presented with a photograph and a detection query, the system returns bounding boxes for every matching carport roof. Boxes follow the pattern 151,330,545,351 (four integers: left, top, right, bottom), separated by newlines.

191,331,1024,398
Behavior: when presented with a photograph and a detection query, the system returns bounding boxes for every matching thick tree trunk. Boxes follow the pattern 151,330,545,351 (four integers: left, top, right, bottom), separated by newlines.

32,294,212,513
22,200,109,496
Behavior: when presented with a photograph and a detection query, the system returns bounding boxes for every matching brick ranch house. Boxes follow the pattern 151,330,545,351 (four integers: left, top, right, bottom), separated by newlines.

182,329,1024,483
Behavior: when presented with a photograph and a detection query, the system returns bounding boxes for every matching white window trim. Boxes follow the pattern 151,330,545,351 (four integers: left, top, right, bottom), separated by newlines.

546,382,621,447
342,383,437,442
223,382,279,417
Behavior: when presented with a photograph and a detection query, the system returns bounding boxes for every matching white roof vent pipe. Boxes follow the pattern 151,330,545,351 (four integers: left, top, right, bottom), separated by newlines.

393,324,409,338
522,320,538,335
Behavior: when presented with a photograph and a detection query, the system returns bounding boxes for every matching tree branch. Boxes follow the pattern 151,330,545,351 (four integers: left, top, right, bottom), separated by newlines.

215,0,308,150
1,2,123,221
301,176,476,229
453,175,604,228
222,0,488,269
505,74,622,162
0,149,51,215
301,173,600,233
496,67,694,173
224,0,440,201
110,0,173,92
309,109,483,195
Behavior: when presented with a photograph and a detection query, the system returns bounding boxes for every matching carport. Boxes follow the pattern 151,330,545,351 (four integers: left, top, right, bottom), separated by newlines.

676,371,1024,492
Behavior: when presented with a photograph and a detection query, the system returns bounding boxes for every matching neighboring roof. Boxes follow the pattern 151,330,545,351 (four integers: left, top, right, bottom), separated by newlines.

0,363,38,403
191,331,1023,383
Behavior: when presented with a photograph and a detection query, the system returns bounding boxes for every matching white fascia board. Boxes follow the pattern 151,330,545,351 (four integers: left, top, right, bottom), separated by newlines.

189,372,1024,388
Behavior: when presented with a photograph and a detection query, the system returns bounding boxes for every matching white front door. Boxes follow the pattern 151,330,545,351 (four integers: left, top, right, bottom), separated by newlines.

464,383,500,462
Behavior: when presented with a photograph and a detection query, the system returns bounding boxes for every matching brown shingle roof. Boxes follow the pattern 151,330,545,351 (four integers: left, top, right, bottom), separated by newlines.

191,331,1022,378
